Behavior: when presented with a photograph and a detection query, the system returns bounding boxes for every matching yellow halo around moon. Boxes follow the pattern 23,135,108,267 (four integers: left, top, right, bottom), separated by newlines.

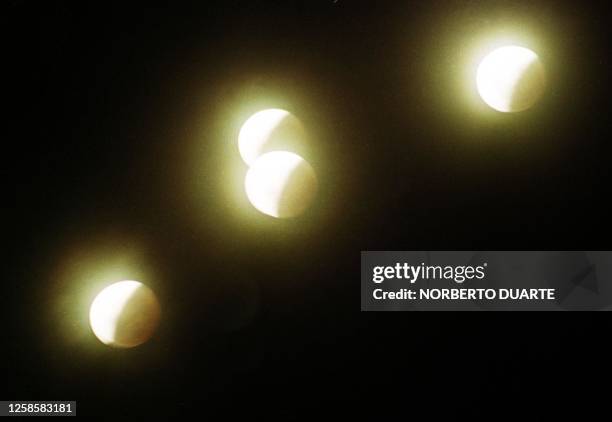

238,109,307,166
89,280,161,348
245,151,318,219
476,46,546,112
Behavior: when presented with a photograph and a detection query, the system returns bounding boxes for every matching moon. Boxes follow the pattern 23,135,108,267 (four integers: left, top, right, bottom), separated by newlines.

89,280,161,348
238,109,308,166
476,46,546,113
244,151,318,218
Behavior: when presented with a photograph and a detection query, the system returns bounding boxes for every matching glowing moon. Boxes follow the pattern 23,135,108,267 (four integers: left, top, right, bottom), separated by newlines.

238,109,307,166
476,46,546,112
244,151,318,218
89,280,161,348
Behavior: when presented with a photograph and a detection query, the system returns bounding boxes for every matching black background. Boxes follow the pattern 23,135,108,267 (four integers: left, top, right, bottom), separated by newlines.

4,0,611,419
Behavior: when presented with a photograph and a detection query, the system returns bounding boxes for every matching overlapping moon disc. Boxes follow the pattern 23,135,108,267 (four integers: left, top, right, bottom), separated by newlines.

476,45,546,113
89,280,161,348
244,151,318,218
238,109,308,166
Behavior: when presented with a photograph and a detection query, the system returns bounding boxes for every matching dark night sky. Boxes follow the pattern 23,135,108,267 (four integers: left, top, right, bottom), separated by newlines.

4,0,612,419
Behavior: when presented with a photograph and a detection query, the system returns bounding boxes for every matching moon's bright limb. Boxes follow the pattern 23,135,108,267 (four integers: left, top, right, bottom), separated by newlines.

244,151,318,218
238,109,307,166
476,46,546,112
89,280,161,348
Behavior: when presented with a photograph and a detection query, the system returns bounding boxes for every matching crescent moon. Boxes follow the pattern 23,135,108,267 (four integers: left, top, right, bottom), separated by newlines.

244,151,318,219
238,109,308,166
476,46,546,113
89,280,161,348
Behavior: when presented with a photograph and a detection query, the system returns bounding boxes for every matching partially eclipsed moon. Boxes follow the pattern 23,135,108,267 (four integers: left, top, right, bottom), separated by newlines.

245,151,318,218
476,46,546,112
89,280,161,348
238,109,307,166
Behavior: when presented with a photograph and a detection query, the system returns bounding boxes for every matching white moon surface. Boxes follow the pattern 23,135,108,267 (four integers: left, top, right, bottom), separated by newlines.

476,46,546,112
89,280,161,348
245,151,318,219
238,109,307,166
